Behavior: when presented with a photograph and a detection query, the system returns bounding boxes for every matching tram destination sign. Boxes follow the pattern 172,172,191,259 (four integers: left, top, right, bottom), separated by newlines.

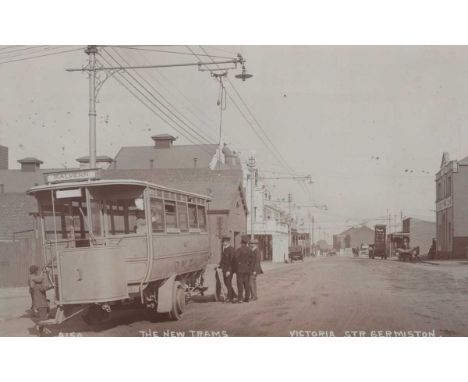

45,169,100,184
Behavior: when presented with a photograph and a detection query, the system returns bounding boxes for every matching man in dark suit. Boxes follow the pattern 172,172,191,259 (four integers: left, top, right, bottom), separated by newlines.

219,236,237,303
249,239,263,301
234,237,254,303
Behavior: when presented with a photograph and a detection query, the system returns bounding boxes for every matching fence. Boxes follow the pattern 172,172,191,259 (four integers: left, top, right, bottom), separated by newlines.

0,237,43,288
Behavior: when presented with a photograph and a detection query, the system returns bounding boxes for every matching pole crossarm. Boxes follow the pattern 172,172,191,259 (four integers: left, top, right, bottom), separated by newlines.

66,58,243,72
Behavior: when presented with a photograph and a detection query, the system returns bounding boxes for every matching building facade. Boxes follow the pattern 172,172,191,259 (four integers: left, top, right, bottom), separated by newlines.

401,217,436,256
334,225,374,251
435,152,468,258
245,171,290,263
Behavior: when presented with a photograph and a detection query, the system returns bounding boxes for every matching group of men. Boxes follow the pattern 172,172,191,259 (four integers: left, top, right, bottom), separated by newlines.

219,236,263,303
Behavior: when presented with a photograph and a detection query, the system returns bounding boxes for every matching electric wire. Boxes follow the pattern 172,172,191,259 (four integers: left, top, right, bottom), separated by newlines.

105,47,216,145
97,51,216,155
198,45,296,175
0,45,78,61
111,47,217,144
122,48,220,136
0,47,83,65
196,45,314,204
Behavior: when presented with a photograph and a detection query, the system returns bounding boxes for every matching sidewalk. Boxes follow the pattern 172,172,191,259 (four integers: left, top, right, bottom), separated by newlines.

0,287,56,322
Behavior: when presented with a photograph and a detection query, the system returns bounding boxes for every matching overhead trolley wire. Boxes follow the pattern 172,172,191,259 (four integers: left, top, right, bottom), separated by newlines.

98,50,217,155
110,47,217,144
125,48,220,135
198,45,314,203
0,47,83,65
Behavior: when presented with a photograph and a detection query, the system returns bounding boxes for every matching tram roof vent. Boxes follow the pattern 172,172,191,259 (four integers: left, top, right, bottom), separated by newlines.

151,134,177,149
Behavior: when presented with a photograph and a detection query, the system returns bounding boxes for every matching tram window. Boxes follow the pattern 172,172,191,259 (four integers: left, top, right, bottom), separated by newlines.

150,198,164,232
177,202,189,232
197,205,207,231
188,203,198,229
165,200,178,229
44,213,64,240
90,200,102,236
107,202,126,234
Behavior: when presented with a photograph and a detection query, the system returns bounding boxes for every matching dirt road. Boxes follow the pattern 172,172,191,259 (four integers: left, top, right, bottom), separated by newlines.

2,256,468,336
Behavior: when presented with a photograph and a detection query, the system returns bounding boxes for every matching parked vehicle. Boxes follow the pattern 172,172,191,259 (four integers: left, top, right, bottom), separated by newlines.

358,244,369,257
289,245,304,262
27,169,215,326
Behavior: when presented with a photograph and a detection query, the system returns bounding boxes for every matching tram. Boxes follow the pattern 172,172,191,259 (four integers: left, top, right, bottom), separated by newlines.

27,169,213,325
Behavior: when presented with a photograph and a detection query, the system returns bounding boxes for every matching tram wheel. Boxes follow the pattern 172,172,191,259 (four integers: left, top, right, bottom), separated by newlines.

82,305,111,326
168,282,186,321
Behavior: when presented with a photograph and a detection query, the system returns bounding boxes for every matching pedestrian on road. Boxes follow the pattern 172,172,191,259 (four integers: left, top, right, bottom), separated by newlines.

249,239,263,301
29,267,52,335
219,236,237,303
28,265,39,315
234,237,254,303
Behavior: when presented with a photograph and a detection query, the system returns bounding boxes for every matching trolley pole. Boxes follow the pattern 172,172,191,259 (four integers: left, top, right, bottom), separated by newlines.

86,45,98,169
247,156,256,240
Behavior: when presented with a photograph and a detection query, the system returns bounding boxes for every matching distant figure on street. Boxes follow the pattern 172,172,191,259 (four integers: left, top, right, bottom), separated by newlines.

428,239,436,260
219,236,237,303
29,266,52,335
234,237,254,303
249,239,263,301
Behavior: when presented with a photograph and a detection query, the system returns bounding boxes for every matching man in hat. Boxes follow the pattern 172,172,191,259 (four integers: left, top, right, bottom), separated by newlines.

219,236,237,302
234,237,254,303
249,239,263,301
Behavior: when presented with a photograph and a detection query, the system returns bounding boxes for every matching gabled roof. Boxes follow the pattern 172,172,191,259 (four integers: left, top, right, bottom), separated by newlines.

114,144,227,169
338,225,374,237
102,168,246,212
440,152,450,168
458,156,468,166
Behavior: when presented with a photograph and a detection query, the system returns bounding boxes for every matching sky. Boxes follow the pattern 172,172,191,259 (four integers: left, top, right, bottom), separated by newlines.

1,45,468,240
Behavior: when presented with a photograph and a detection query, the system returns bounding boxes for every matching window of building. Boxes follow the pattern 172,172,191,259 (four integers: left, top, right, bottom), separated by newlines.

437,181,442,200
150,198,164,232
447,176,452,197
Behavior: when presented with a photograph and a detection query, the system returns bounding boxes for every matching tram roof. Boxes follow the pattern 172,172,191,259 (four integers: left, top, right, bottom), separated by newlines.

26,178,211,200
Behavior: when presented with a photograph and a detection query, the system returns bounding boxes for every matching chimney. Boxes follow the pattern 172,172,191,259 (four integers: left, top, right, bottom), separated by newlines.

0,145,8,169
193,157,198,168
151,134,176,149
17,157,43,172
